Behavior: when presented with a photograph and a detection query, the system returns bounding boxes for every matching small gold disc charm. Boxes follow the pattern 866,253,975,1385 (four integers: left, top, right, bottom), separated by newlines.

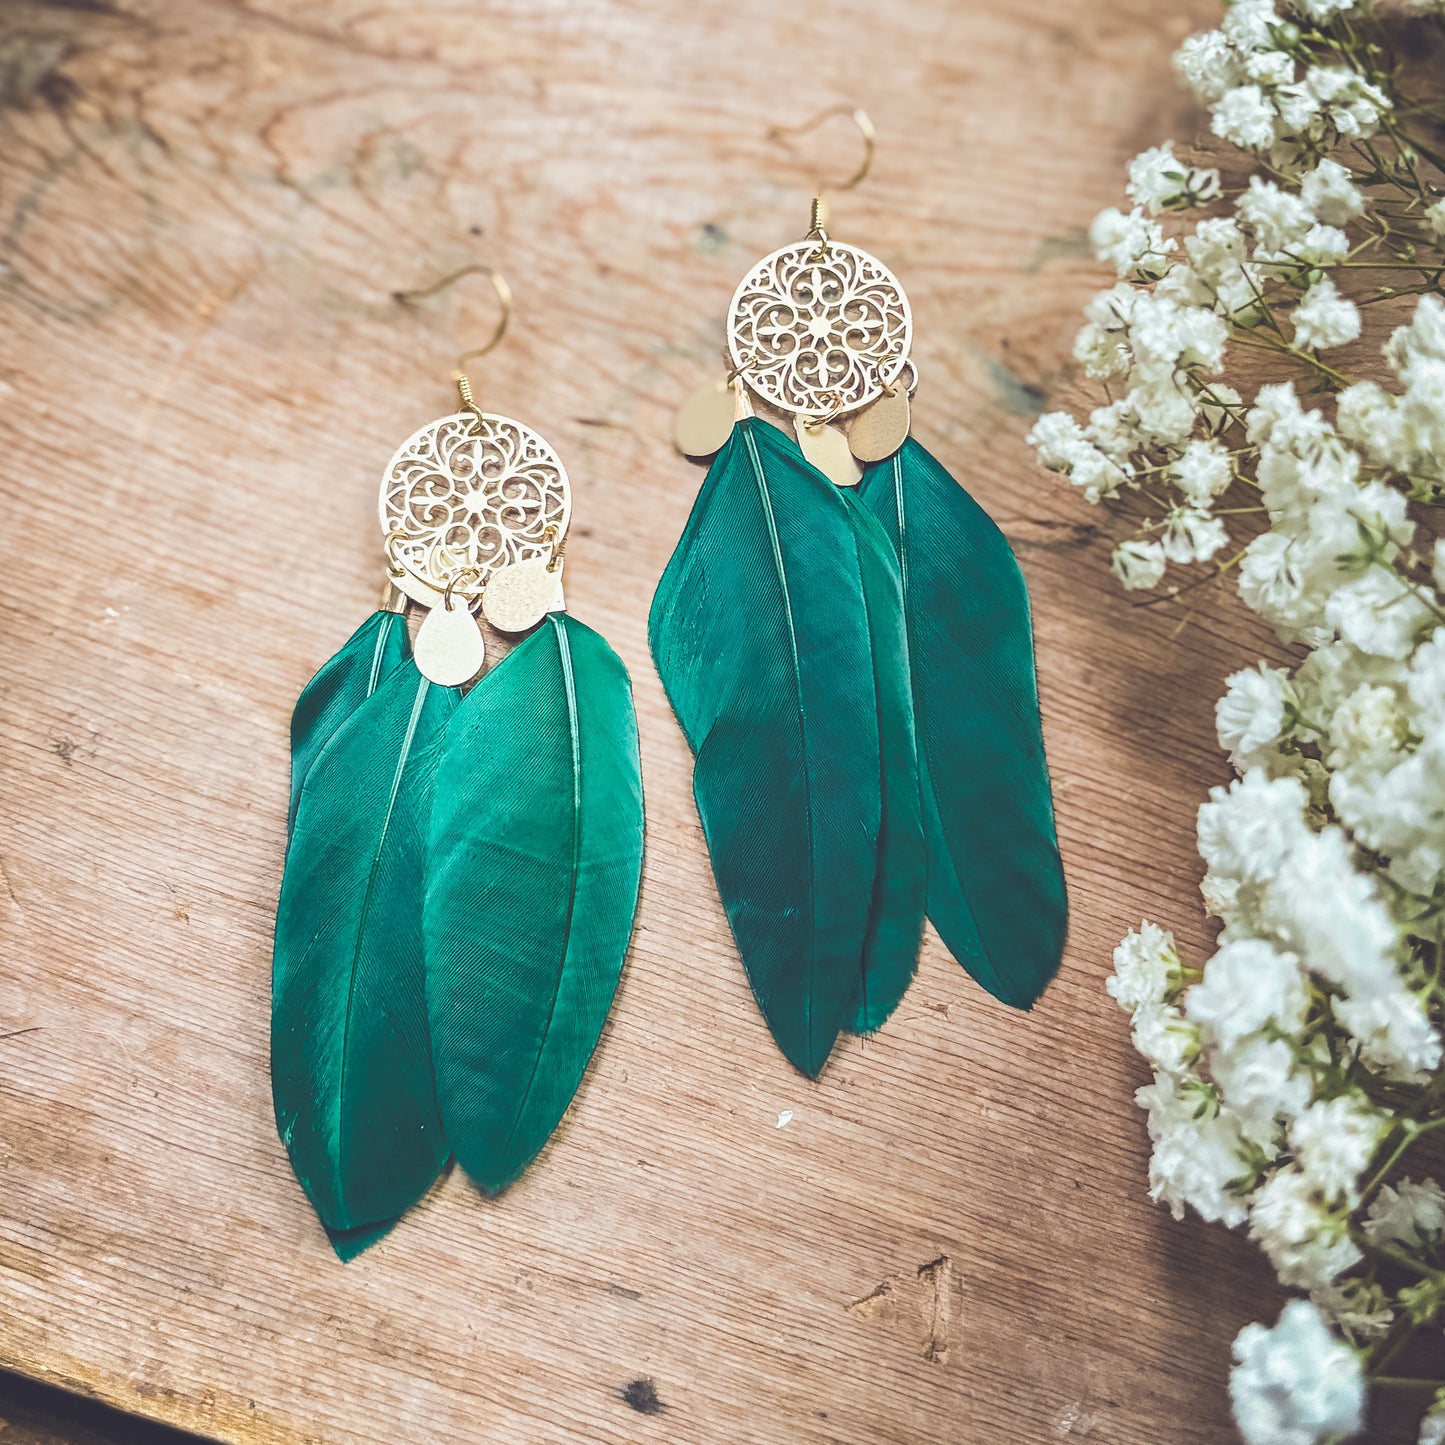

414,600,486,687
795,417,862,488
673,378,737,459
481,556,561,634
848,385,911,463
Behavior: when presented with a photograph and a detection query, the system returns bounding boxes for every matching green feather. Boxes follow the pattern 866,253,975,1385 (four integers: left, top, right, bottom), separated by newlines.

649,418,883,1077
840,491,926,1033
272,657,454,1253
287,611,410,835
424,613,643,1195
857,439,1067,1007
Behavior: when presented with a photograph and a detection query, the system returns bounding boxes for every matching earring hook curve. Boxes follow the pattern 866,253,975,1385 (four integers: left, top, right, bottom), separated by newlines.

393,263,513,415
766,104,876,231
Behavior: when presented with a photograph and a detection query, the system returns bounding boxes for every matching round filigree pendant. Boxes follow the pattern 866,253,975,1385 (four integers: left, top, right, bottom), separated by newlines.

726,240,911,419
379,411,570,604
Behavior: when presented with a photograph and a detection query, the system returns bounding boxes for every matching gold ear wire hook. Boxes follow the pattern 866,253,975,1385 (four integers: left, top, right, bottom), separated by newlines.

766,105,876,244
394,264,513,421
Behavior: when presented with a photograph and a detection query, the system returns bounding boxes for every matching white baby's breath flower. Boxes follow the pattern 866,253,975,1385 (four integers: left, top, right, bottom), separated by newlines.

1326,569,1433,661
1214,85,1280,150
1090,206,1175,281
1229,1301,1365,1445
1299,157,1365,225
1171,437,1234,505
1291,1095,1387,1204
1310,1279,1394,1341
1073,319,1131,380
1223,0,1283,55
1246,48,1296,91
1201,868,1243,923
1326,683,1403,770
1198,770,1310,886
1364,1177,1445,1251
1297,222,1349,267
1249,1166,1363,1290
1290,0,1360,17
1028,411,1087,471
1238,529,1320,641
1126,140,1222,214
1131,1002,1200,1076
1306,65,1389,142
1335,984,1443,1081
1128,292,1229,374
1175,30,1239,104
1137,1070,1253,1226
1084,398,1145,464
1258,826,1398,996
1184,216,1255,310
1108,922,1183,1012
1027,413,1129,502
1187,938,1309,1051
1212,1033,1311,1145
1162,506,1228,564
1111,538,1167,591
1217,664,1294,768
1422,1403,1445,1445
1239,177,1314,253
1428,198,1445,245
1292,277,1360,350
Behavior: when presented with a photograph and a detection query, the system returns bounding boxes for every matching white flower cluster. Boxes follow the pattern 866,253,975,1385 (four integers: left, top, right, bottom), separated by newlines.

1033,2,1445,1441
1178,0,1388,163
1027,149,1380,592
1230,1300,1365,1445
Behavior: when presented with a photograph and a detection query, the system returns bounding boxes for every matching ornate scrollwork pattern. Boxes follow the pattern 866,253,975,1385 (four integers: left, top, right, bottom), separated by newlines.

726,240,911,417
378,412,570,600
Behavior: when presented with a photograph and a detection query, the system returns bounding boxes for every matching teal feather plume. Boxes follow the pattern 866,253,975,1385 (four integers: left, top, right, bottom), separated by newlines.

649,418,884,1077
287,611,410,835
839,491,926,1034
273,656,454,1254
856,439,1067,1007
424,613,643,1195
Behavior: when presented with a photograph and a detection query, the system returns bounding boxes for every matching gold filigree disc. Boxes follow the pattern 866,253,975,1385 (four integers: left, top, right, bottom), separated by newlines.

726,240,911,419
379,411,570,603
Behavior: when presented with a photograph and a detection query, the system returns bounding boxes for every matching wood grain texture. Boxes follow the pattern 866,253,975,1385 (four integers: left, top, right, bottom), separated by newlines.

0,1,1297,1441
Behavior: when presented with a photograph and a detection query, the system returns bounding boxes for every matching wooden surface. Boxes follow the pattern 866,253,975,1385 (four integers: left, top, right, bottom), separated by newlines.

0,1,1289,1441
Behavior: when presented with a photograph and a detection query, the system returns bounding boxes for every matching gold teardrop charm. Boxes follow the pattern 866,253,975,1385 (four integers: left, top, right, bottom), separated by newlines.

848,384,911,463
414,600,486,687
481,556,560,634
794,417,862,488
673,377,737,458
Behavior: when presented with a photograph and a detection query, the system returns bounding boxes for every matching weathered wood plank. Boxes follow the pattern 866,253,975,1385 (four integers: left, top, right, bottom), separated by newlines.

0,0,1293,1441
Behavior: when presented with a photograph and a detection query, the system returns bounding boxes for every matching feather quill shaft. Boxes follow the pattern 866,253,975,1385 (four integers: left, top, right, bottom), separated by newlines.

840,491,926,1033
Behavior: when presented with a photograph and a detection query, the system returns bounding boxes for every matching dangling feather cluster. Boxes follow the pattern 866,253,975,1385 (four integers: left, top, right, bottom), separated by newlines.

649,418,1067,1077
273,610,643,1257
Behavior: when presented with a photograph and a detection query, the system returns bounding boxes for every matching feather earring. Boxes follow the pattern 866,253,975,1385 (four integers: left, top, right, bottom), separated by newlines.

273,269,644,1255
654,109,1067,1077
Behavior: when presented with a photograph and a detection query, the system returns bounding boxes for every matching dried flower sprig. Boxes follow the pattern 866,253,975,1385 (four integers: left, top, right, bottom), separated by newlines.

1030,3,1445,1441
